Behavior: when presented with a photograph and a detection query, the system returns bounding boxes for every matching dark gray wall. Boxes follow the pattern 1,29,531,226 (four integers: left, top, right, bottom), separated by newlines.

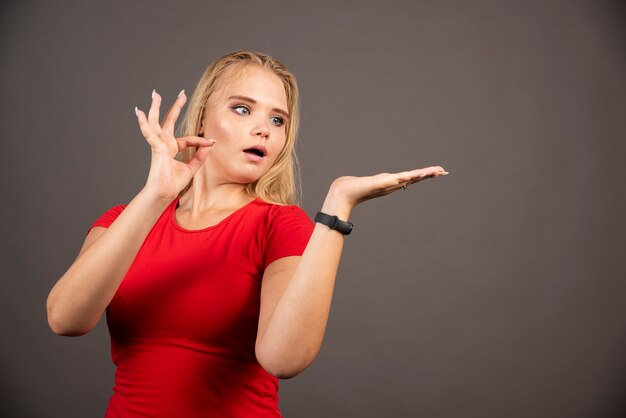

2,0,625,417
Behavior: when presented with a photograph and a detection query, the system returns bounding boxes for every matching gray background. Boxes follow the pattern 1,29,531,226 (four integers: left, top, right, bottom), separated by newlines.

2,0,625,417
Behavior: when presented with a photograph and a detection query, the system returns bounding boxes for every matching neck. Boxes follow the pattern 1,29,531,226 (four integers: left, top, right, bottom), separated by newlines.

178,174,254,215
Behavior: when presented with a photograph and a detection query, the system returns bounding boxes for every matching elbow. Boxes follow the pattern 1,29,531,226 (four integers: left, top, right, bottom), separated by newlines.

47,312,89,337
258,359,307,380
47,314,91,337
255,342,317,379
46,299,92,337
263,363,306,380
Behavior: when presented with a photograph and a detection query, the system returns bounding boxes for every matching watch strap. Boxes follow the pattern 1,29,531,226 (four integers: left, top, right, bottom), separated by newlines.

314,211,353,235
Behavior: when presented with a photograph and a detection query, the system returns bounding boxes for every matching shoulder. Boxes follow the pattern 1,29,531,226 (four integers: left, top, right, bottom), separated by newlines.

255,201,314,267
102,204,128,217
252,199,312,225
87,203,128,233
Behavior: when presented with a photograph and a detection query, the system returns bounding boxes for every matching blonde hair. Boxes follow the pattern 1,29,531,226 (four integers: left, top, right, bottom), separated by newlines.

175,50,301,205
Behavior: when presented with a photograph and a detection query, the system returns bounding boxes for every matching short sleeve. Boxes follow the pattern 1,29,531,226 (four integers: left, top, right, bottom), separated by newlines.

264,205,314,268
87,204,127,235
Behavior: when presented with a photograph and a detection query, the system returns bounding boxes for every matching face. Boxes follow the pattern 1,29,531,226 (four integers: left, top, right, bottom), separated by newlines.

198,64,289,185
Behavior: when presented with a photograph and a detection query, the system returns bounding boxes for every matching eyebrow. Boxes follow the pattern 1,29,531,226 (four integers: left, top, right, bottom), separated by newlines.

227,95,290,119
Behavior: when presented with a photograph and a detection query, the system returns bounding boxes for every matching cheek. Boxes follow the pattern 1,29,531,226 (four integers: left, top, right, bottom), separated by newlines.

277,134,287,152
211,119,232,141
217,118,231,131
203,112,236,140
269,138,288,164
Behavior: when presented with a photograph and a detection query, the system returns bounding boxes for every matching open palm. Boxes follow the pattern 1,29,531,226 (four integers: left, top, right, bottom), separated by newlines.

330,167,448,207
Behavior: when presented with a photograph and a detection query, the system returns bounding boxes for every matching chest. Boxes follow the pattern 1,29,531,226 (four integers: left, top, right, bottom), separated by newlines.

107,219,268,345
174,207,235,230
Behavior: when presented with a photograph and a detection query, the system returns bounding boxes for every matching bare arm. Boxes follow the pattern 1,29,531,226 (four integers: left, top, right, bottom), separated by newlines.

255,167,448,378
47,90,215,336
46,190,172,335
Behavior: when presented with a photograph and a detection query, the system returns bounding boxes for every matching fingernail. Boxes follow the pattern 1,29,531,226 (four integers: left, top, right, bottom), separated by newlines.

134,106,139,116
178,89,185,98
441,171,449,175
152,89,156,99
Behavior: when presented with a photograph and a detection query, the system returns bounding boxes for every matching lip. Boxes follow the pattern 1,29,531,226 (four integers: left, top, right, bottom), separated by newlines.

242,145,267,157
243,151,263,162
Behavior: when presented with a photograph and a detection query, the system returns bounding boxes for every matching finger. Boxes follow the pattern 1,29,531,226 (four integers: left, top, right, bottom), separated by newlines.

176,136,216,152
135,107,160,147
147,90,162,129
161,90,187,134
426,166,447,175
378,170,419,187
410,167,449,184
424,167,449,179
393,167,448,190
393,170,414,182
404,166,448,180
389,169,423,183
186,143,214,172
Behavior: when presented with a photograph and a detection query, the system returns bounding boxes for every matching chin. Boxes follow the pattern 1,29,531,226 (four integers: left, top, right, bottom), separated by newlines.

233,172,264,185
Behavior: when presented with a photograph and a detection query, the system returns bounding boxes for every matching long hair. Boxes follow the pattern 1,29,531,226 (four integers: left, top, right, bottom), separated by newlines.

175,50,301,205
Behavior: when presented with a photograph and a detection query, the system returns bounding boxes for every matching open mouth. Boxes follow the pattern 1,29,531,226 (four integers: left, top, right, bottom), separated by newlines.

243,147,266,158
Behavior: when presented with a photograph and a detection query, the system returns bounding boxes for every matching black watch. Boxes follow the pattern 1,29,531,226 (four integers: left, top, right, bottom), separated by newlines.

314,211,353,235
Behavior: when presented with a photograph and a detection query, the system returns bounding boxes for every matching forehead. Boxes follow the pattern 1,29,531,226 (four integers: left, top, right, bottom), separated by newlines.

210,64,288,109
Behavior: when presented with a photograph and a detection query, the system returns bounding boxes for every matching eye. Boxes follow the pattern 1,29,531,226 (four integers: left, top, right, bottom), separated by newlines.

270,116,284,126
232,105,250,115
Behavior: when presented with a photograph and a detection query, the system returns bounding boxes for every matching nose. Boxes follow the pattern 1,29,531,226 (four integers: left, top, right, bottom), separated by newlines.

251,117,270,139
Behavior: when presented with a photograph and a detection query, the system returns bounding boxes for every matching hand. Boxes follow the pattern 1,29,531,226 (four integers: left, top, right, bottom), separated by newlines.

135,89,216,202
327,166,448,211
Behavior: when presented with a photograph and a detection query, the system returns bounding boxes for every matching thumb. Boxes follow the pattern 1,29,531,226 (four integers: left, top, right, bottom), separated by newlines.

187,143,212,172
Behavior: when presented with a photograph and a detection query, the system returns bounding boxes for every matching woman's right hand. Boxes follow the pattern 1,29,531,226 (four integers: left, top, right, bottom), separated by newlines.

135,89,216,202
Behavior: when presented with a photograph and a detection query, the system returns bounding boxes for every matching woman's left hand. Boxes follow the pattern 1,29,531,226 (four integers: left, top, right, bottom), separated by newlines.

327,166,448,211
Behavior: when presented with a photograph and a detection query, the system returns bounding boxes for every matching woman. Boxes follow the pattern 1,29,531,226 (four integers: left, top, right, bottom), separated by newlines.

47,50,448,417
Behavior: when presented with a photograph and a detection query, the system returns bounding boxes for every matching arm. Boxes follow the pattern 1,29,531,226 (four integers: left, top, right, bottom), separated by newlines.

255,167,448,378
47,90,215,336
46,190,172,335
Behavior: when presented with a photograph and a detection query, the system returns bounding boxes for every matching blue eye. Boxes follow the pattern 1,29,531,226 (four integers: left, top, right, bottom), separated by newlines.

270,116,284,126
233,105,250,115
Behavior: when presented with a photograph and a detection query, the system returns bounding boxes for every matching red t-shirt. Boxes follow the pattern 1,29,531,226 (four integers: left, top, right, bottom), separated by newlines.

88,195,314,417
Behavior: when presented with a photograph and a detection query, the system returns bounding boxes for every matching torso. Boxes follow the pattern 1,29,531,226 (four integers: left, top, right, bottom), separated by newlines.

90,196,314,417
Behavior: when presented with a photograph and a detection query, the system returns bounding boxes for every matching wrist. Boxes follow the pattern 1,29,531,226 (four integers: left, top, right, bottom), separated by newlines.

314,211,353,235
321,189,353,221
138,187,177,208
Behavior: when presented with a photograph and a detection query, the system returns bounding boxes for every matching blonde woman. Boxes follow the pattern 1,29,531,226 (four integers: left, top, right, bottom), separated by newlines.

46,50,448,417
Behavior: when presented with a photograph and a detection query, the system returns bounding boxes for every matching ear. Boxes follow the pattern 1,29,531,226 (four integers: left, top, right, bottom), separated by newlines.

198,121,204,136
